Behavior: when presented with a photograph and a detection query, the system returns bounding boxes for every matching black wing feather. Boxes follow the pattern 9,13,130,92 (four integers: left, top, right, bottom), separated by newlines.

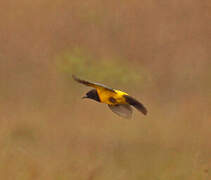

72,75,116,93
124,95,147,115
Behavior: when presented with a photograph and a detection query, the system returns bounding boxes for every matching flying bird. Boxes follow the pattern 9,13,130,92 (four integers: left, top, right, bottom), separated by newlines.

72,75,147,118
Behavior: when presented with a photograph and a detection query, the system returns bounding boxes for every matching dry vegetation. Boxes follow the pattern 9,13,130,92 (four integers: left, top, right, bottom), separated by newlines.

0,0,211,179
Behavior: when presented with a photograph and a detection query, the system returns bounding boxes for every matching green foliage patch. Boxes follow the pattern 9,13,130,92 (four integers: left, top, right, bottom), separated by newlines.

56,48,148,90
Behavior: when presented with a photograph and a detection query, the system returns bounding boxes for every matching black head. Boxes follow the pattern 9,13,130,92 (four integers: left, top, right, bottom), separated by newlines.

82,89,100,102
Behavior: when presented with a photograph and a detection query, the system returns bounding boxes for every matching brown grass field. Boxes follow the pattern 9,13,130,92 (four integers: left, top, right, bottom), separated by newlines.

0,0,211,179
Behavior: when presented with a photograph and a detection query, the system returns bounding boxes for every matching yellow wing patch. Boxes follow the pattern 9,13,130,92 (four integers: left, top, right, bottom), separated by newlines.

113,90,128,104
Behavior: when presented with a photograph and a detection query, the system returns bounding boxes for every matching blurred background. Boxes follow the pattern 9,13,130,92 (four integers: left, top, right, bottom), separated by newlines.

0,0,210,179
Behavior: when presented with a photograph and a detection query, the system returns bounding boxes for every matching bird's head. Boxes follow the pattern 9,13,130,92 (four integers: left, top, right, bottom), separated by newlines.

82,89,100,102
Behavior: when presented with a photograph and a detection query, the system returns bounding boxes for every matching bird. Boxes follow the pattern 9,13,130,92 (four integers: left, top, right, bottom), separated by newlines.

72,75,147,118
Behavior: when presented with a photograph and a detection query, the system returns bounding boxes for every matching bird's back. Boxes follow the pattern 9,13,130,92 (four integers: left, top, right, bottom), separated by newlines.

97,88,128,105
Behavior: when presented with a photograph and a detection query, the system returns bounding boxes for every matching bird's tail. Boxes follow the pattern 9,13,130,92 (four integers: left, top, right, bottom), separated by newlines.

124,95,147,115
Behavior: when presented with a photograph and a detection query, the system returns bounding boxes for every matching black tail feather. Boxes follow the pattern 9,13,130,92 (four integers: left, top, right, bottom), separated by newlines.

124,95,147,115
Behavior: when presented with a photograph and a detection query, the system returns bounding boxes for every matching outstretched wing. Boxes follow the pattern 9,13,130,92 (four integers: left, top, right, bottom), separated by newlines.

72,75,116,93
124,95,147,115
108,104,133,119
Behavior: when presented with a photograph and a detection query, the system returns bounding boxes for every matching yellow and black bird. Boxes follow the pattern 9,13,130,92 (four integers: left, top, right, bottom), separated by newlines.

72,75,147,118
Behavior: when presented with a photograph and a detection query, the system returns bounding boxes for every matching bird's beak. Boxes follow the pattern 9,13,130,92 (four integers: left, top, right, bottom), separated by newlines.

82,95,87,99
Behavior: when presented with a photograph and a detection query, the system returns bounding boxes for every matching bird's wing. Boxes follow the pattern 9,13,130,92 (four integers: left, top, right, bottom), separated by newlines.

124,95,147,115
72,75,116,93
108,104,133,119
